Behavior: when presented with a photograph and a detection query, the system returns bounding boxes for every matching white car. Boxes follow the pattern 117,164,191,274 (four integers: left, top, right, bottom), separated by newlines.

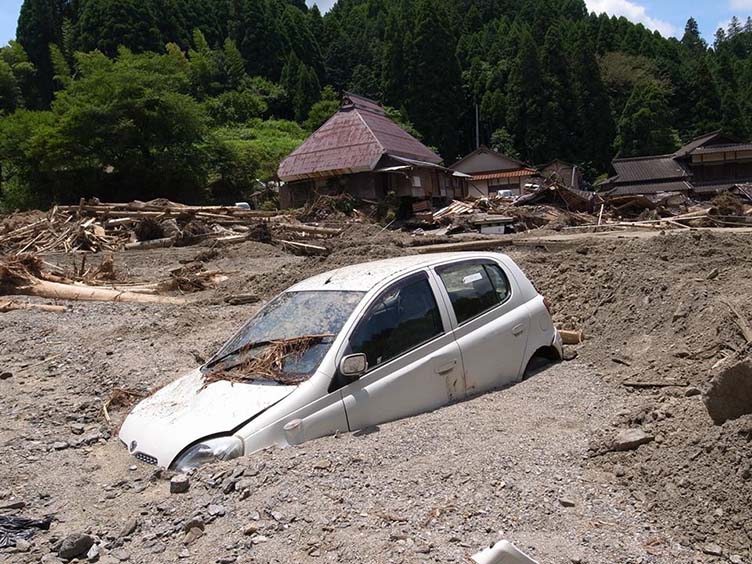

120,252,562,470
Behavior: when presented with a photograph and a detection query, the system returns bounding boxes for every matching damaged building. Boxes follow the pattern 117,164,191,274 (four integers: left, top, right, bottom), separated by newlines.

597,131,752,200
449,146,537,198
277,93,467,209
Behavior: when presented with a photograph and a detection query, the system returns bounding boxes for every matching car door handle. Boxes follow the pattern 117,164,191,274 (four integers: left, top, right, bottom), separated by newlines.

512,323,525,336
434,359,457,374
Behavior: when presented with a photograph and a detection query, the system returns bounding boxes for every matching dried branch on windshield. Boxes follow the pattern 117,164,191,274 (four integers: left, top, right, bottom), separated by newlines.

203,334,333,387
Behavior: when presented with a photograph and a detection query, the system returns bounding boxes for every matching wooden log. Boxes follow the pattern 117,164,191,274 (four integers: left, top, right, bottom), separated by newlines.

275,223,343,237
0,300,66,313
277,239,329,256
413,238,513,254
559,329,584,345
15,279,186,304
124,237,176,251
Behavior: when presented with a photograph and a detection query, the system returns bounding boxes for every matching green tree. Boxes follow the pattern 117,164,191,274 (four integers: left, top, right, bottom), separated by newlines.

77,0,163,57
405,0,464,160
489,128,520,160
303,85,339,131
615,82,678,157
0,42,37,112
680,17,706,54
223,38,245,91
505,28,547,162
16,0,65,105
44,48,205,203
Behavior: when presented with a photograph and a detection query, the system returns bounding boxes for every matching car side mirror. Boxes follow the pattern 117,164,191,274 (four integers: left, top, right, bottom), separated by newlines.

340,353,368,380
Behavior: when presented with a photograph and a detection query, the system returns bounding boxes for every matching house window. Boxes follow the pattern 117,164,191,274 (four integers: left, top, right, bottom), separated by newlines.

411,175,422,187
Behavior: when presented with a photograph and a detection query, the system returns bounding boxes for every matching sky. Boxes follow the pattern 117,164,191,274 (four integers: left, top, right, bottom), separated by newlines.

0,0,749,48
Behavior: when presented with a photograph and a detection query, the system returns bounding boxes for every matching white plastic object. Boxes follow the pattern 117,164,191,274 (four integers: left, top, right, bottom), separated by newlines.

471,540,539,564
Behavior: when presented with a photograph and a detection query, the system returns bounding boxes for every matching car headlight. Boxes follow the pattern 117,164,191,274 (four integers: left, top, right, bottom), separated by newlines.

172,436,244,472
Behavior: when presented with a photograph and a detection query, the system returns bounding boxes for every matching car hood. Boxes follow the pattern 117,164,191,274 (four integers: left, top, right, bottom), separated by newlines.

119,368,296,468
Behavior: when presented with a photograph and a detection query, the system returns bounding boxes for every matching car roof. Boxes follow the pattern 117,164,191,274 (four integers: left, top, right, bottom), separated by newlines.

287,252,510,293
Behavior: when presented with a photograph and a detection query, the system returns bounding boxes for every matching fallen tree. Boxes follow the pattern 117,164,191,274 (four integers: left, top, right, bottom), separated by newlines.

0,255,186,305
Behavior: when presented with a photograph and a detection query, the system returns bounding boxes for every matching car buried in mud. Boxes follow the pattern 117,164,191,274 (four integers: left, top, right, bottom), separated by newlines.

119,252,562,470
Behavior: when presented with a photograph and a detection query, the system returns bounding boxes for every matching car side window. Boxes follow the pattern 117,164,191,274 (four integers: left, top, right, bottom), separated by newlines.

435,261,510,324
349,273,443,370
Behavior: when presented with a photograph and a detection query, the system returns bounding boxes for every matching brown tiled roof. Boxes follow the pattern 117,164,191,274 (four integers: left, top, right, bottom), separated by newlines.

277,93,441,182
692,179,752,194
606,180,692,196
611,156,690,183
472,168,537,181
673,131,723,158
691,143,752,155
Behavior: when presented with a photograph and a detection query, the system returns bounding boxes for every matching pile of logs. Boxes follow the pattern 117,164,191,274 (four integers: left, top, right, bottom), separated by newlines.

0,199,344,256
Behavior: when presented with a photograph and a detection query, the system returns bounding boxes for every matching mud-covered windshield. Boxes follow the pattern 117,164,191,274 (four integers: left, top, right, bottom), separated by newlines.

203,291,365,385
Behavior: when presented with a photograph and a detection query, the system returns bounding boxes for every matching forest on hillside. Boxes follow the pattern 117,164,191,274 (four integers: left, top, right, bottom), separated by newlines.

1,0,751,209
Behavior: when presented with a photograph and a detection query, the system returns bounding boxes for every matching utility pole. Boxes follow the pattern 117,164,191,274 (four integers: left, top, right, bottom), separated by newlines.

475,103,480,149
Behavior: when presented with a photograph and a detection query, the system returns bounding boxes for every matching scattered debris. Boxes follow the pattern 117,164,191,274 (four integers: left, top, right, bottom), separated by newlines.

0,515,52,549
471,539,540,564
559,329,584,345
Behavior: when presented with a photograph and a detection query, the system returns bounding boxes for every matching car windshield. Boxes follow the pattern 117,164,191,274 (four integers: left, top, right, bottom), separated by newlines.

203,290,365,385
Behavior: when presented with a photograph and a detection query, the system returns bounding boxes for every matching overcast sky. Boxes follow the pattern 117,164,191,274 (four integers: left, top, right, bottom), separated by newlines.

0,0,749,47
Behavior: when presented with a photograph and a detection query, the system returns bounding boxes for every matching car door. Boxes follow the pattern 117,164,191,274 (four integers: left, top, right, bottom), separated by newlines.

338,271,464,431
433,259,530,396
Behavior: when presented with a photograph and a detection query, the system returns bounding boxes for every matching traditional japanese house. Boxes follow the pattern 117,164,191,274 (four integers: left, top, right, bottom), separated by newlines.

277,93,466,209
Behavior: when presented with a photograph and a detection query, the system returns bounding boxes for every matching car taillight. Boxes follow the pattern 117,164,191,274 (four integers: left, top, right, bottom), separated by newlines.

543,297,552,314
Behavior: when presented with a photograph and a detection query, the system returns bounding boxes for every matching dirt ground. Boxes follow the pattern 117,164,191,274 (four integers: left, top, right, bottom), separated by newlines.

1,224,751,564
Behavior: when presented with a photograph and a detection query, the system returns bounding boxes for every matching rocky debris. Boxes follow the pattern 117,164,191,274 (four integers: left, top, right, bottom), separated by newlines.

117,517,139,539
0,371,12,379
559,497,576,508
703,543,723,556
57,533,94,560
183,526,204,546
704,358,752,425
612,428,654,451
170,474,190,494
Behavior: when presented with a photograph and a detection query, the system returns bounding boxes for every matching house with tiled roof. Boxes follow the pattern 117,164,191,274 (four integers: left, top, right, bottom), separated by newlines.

598,131,752,199
449,146,537,198
277,93,466,209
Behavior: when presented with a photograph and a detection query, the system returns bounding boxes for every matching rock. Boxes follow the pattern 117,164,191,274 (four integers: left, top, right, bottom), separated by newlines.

118,517,139,538
58,533,95,560
729,555,743,564
183,527,204,546
217,557,237,563
613,464,626,477
313,459,332,470
684,387,701,397
110,548,131,561
70,424,85,435
704,359,752,424
80,429,104,446
52,441,69,450
178,549,190,559
14,539,31,552
87,543,101,562
702,543,723,556
707,268,719,280
170,474,190,494
559,497,576,508
613,429,654,451
243,524,258,536
562,349,578,361
41,554,64,564
0,371,12,379
208,504,226,517
182,517,205,533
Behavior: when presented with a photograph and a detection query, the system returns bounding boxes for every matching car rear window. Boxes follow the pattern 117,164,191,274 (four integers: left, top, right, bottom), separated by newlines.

435,261,511,324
